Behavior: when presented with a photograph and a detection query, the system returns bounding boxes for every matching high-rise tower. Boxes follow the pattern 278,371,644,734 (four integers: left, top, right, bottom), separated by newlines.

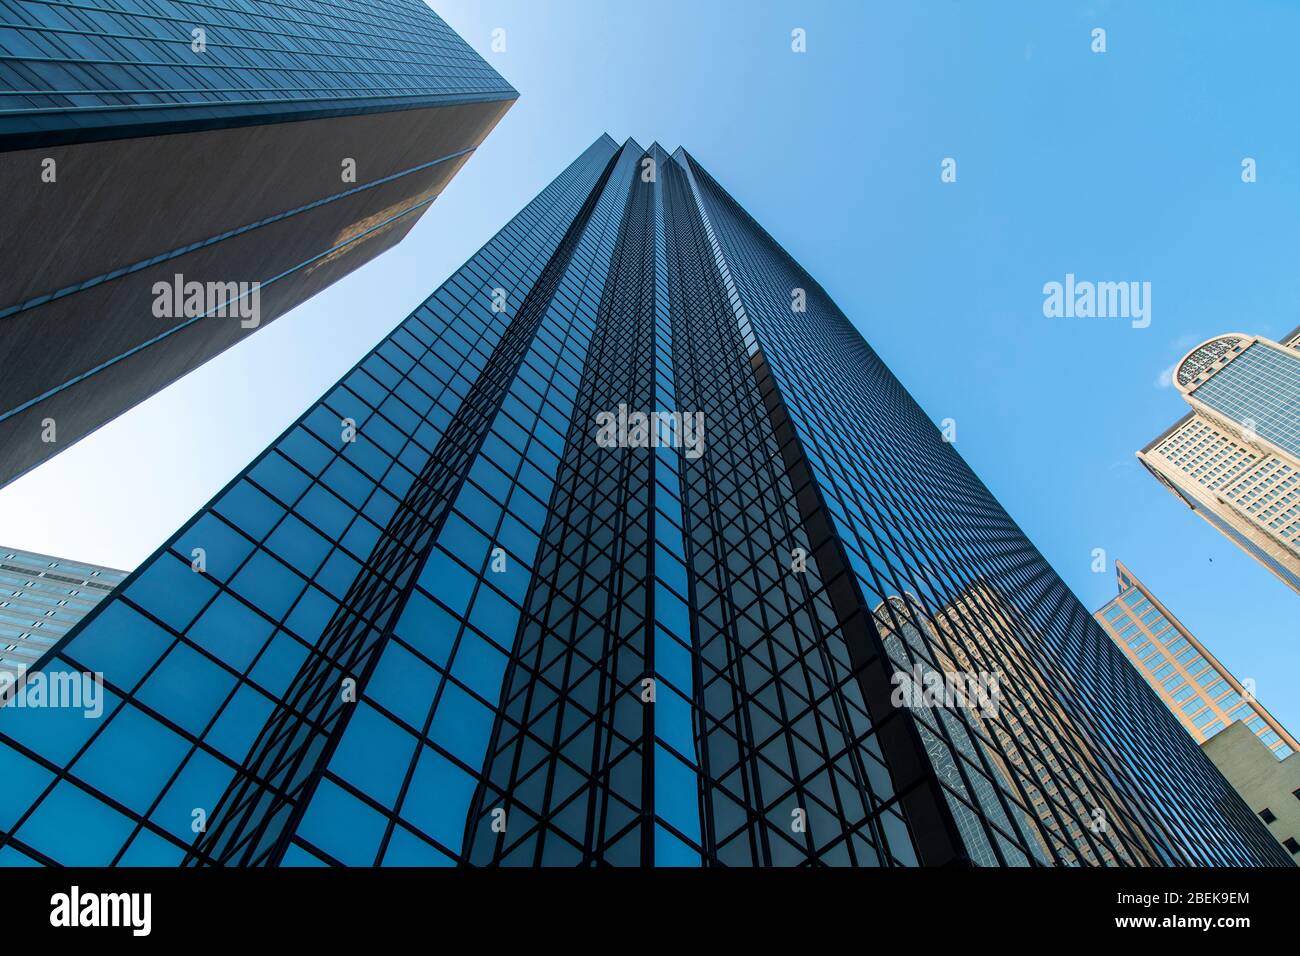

1094,562,1299,861
1094,560,1297,759
0,546,127,680
1138,328,1300,594
0,137,1288,867
0,0,516,487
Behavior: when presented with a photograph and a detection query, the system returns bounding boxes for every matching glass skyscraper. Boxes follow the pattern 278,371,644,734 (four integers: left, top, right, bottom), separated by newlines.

0,136,1289,867
0,0,516,487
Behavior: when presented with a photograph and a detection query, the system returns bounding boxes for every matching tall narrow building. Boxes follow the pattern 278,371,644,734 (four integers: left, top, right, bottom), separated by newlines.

1094,560,1297,759
0,137,1288,867
0,546,127,681
1138,328,1300,594
0,0,516,488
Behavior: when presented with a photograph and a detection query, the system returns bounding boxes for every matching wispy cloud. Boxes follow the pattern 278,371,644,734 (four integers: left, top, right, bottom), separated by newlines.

1155,333,1202,388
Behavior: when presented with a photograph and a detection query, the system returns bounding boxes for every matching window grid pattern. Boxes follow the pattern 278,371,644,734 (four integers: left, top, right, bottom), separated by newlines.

1147,414,1300,585
1154,416,1260,494
0,548,126,679
0,135,1291,868
284,141,636,866
0,0,515,130
207,137,624,866
646,151,706,863
680,151,1291,867
0,135,617,867
1193,343,1300,461
1096,575,1296,762
665,154,928,866
459,147,669,865
878,589,1144,867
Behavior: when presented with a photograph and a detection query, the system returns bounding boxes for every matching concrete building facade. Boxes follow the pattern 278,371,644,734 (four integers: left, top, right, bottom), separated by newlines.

1202,721,1300,861
1138,327,1300,594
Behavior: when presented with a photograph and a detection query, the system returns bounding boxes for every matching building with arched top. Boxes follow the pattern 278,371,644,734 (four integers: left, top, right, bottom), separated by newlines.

1138,327,1300,594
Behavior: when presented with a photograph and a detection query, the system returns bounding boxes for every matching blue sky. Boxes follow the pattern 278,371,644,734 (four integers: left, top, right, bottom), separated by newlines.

1,0,1296,732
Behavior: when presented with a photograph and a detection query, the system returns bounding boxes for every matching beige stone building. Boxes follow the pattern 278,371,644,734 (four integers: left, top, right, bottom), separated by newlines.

1201,721,1300,860
1138,327,1300,594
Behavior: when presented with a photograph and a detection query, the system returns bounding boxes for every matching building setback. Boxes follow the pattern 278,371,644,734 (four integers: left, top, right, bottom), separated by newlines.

0,137,1288,867
0,0,516,488
1138,328,1300,594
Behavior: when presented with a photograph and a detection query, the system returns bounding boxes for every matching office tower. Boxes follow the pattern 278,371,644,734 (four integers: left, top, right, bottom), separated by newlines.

1094,560,1297,759
0,136,1289,868
1201,722,1300,860
0,0,516,488
0,546,127,680
1138,328,1300,594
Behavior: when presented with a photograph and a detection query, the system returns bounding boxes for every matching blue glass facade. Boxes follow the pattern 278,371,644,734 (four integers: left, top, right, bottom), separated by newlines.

0,0,515,146
0,136,1289,867
1193,342,1300,461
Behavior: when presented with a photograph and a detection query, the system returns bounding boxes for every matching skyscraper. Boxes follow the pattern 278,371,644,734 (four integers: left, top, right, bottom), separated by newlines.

1095,560,1297,759
0,0,516,488
0,136,1288,867
1138,328,1300,594
0,546,127,681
